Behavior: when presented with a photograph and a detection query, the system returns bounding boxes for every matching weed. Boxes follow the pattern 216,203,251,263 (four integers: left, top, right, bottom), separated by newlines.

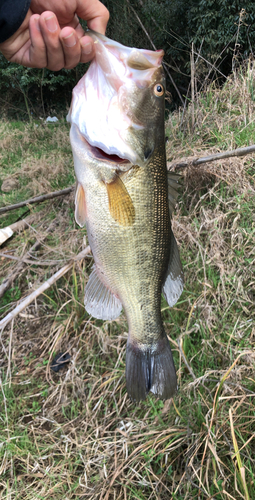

0,66,254,499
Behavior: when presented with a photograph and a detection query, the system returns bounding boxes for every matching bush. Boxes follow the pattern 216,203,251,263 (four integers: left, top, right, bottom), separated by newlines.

0,0,254,114
0,55,88,119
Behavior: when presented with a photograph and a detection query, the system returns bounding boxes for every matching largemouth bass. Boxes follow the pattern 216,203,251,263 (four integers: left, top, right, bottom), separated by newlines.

68,31,184,401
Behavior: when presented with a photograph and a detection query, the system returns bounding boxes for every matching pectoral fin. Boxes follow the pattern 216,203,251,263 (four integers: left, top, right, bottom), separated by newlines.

162,229,184,307
84,265,122,320
106,175,135,226
75,183,86,227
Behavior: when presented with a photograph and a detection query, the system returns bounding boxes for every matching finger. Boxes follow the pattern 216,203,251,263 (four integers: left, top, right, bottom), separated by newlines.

1,14,46,68
26,14,47,67
74,22,85,41
39,11,64,71
60,26,81,70
68,18,95,64
76,0,109,35
79,35,95,64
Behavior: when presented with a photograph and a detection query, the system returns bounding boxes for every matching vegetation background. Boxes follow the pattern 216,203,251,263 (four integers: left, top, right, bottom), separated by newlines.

0,0,255,118
0,1,255,499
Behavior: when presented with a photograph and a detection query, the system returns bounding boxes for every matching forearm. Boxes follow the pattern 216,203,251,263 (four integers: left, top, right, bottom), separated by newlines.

0,0,31,43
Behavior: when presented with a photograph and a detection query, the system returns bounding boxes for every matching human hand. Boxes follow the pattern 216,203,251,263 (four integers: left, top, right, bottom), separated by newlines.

0,0,109,70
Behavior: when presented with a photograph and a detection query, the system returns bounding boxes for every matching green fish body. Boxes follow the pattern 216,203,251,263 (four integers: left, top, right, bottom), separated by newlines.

68,31,184,400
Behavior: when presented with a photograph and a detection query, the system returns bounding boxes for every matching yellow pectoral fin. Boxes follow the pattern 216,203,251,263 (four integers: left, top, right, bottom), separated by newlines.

75,182,86,227
106,175,135,226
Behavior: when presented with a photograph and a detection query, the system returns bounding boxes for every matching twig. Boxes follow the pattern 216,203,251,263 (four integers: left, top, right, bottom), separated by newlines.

125,0,184,105
0,241,43,300
177,338,196,380
193,50,226,79
180,40,203,129
200,32,237,92
8,214,37,233
0,218,58,299
190,42,195,132
0,186,74,214
0,376,10,441
168,144,255,170
0,214,37,245
0,252,61,266
0,246,91,332
232,9,246,73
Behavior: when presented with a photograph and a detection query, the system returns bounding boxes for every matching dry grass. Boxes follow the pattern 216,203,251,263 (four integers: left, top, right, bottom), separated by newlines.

0,67,255,499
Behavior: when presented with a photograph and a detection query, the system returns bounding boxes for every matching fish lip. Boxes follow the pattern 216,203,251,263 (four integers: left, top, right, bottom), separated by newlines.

86,29,164,68
82,135,131,166
88,140,150,167
91,144,130,164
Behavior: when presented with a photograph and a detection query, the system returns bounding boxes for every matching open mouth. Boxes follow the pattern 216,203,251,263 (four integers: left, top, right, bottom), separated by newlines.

90,146,129,163
79,133,132,166
90,144,130,164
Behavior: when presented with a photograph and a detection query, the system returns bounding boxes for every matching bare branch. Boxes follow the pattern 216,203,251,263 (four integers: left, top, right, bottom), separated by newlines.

168,144,255,170
0,252,61,266
125,0,184,105
8,214,37,233
0,218,58,299
0,186,74,215
177,338,196,380
190,42,195,132
0,246,91,331
0,214,38,245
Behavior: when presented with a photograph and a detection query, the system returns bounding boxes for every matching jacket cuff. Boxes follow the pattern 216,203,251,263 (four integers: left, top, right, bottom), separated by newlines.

0,0,31,43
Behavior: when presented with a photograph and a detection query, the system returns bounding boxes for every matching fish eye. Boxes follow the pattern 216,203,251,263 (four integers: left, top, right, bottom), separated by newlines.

154,83,164,97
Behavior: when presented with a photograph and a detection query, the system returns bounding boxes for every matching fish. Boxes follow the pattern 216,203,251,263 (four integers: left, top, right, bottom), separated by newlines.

67,31,184,401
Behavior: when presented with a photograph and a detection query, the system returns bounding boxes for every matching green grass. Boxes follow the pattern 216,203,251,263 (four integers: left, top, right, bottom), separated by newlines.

0,66,255,499
0,119,75,227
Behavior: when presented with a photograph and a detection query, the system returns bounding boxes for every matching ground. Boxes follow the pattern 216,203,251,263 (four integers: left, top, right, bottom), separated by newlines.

0,68,254,499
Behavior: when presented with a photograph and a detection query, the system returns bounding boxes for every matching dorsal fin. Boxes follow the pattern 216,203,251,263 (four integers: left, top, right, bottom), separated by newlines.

167,171,182,216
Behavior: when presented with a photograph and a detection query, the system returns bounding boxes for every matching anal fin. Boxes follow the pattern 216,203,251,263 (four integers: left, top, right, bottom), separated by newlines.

106,175,135,226
84,264,122,320
162,229,184,307
75,182,86,228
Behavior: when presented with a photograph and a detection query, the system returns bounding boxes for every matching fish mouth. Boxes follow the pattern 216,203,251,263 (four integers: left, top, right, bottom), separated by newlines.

83,135,131,165
90,144,130,164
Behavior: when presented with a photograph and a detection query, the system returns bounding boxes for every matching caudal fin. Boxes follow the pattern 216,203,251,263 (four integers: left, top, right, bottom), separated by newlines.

125,337,177,401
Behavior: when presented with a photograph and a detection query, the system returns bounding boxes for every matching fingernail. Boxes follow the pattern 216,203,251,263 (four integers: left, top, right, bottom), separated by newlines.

63,33,76,48
34,15,40,32
81,41,92,55
45,15,58,33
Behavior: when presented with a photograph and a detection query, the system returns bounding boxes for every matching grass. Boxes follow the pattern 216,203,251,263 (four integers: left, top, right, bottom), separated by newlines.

0,65,255,499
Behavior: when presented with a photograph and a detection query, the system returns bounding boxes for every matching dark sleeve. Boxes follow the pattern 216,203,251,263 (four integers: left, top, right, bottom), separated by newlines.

0,0,31,43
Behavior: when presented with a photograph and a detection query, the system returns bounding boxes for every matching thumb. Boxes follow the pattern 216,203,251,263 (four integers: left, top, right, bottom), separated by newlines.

76,0,109,35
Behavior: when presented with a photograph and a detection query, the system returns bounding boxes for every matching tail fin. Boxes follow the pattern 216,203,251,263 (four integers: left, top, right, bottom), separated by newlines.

125,336,177,401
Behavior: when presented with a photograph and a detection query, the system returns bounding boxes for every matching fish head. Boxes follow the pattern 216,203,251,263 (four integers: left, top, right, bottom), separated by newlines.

68,31,165,167
118,64,166,163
